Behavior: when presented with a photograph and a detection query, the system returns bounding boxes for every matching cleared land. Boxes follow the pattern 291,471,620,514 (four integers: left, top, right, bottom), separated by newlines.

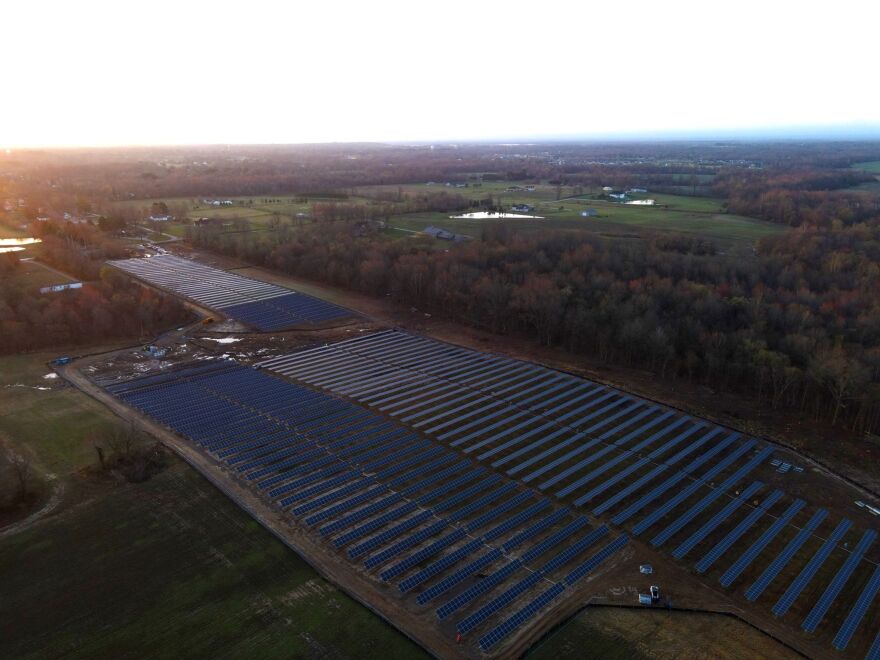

527,607,800,659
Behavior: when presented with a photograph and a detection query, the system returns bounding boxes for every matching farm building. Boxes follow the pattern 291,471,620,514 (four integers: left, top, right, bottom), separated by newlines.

423,225,468,242
581,208,598,217
511,204,534,213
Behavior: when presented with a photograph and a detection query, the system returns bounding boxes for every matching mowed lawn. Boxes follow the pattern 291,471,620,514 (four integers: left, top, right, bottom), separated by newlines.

0,352,425,660
388,202,785,247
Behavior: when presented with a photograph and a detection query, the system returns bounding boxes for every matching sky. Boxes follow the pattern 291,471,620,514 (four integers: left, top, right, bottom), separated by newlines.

2,0,879,148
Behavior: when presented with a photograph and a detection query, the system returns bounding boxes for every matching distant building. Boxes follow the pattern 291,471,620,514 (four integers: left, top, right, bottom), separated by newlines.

423,226,469,242
149,214,173,222
580,209,598,217
36,215,51,222
639,564,653,574
628,187,648,193
40,282,83,294
609,193,628,201
511,204,534,213
602,186,613,192
638,594,653,605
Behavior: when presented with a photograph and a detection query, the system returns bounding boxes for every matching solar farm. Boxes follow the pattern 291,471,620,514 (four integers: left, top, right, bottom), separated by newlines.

105,360,630,656
85,278,880,658
243,329,880,658
109,254,356,330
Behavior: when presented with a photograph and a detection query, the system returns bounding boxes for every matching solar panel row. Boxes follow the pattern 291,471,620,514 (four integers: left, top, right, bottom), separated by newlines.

113,362,606,654
110,254,354,329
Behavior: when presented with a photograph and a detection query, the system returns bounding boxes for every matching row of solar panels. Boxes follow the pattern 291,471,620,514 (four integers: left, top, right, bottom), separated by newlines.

108,361,630,653
109,254,354,329
259,330,880,656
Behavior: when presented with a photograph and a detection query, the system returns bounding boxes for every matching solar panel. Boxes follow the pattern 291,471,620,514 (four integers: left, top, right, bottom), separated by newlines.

478,583,566,651
521,401,643,483
501,508,569,553
746,509,828,602
671,482,766,559
590,426,721,516
520,517,590,563
833,564,880,650
417,549,504,605
694,489,785,574
285,473,370,511
552,411,678,498
318,493,404,536
868,630,880,660
333,502,418,550
456,570,545,635
399,539,485,593
430,474,501,514
802,529,876,632
647,447,774,546
414,467,484,504
574,424,703,510
771,518,852,616
465,491,532,533
364,520,448,570
540,406,661,492
448,482,517,523
381,528,467,581
564,534,630,585
436,559,523,620
541,526,609,575
622,437,753,529
346,511,434,559
483,499,553,543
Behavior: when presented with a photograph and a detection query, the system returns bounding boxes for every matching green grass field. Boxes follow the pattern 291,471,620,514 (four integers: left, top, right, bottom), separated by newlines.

851,161,880,173
116,181,781,251
388,201,785,248
6,260,74,291
0,352,425,659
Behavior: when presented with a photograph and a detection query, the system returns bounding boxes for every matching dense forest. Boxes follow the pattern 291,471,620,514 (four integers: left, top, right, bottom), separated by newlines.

191,217,880,435
0,261,190,353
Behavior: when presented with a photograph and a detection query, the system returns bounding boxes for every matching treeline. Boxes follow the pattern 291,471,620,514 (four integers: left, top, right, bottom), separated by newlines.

713,169,879,227
32,220,129,280
192,221,880,435
0,265,191,353
7,142,880,203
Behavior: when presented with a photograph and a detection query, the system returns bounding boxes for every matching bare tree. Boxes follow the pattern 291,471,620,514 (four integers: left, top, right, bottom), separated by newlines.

7,451,32,498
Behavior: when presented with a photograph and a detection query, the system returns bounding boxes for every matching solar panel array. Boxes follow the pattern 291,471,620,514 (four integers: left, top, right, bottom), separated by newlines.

106,359,630,655
259,330,880,655
109,254,354,329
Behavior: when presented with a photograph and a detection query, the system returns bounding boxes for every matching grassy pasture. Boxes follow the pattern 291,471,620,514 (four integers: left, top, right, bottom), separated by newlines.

851,161,880,173
5,259,75,291
388,202,784,247
0,352,425,659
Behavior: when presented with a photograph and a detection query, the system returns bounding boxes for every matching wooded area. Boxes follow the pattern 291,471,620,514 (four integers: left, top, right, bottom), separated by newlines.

191,216,880,435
